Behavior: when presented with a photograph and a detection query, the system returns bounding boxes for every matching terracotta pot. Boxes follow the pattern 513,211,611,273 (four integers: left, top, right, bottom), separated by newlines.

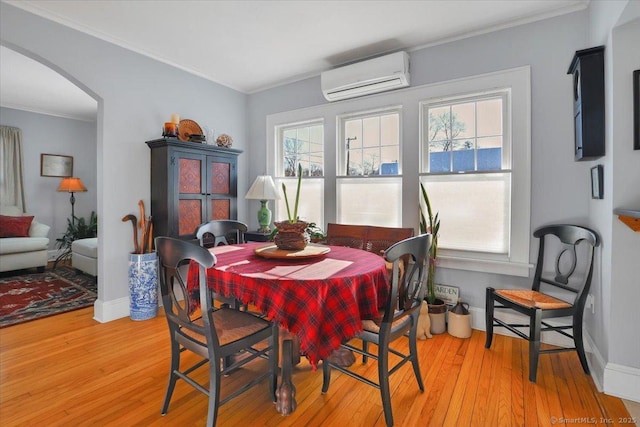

274,221,310,251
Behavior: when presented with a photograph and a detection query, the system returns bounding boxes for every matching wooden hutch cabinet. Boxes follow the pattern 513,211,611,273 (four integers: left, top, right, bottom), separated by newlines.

146,138,242,240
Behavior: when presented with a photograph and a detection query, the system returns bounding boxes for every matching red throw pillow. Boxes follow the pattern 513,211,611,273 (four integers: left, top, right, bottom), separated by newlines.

0,215,34,238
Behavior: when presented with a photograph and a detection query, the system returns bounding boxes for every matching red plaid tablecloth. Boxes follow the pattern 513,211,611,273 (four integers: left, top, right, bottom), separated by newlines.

187,242,389,368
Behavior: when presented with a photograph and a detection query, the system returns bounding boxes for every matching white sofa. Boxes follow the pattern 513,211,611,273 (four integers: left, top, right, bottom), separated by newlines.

72,237,97,276
0,205,50,273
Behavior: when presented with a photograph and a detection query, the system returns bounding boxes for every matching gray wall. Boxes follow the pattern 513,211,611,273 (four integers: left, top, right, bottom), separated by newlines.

586,0,640,396
1,3,248,311
247,6,640,397
0,107,97,251
248,11,588,311
608,16,640,380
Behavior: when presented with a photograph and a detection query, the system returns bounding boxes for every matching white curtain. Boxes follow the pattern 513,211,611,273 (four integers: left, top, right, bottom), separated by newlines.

0,126,26,212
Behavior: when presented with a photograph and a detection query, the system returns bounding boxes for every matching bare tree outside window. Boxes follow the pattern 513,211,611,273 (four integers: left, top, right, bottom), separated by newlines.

282,124,323,177
428,109,466,152
283,137,304,177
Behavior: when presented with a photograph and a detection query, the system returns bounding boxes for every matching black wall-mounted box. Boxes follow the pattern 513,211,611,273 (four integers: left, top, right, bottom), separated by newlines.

567,46,605,161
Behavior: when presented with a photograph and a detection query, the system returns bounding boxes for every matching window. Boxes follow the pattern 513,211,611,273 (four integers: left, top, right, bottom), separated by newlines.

337,108,402,226
267,66,531,276
419,78,530,274
341,111,400,176
281,124,324,177
274,121,324,226
421,93,509,254
425,96,506,173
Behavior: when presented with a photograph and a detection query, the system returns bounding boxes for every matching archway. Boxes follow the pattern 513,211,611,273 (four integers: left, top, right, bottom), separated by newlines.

1,43,102,313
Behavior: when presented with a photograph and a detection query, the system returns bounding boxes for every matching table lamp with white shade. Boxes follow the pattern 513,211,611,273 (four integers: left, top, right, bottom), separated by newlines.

245,175,280,233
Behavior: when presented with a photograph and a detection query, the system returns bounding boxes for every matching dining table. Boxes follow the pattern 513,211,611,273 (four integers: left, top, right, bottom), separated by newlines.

186,241,390,414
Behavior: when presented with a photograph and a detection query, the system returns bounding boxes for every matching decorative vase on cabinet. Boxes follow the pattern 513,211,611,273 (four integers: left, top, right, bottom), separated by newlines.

146,138,242,240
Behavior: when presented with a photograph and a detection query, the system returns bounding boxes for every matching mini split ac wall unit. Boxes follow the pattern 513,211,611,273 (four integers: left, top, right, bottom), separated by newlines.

321,51,410,102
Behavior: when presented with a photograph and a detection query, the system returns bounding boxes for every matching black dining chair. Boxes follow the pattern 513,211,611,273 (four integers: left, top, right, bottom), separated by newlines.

325,223,415,363
321,233,432,427
194,220,249,310
195,220,248,247
156,236,279,427
485,224,600,382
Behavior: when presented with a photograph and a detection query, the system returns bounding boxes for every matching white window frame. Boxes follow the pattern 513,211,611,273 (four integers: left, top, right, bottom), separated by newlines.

419,68,531,276
269,118,326,227
422,91,510,172
275,120,325,178
265,66,531,276
335,106,403,226
337,106,402,177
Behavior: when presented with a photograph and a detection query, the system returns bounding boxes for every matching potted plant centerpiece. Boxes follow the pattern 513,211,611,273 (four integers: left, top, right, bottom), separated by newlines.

274,164,310,251
420,182,446,334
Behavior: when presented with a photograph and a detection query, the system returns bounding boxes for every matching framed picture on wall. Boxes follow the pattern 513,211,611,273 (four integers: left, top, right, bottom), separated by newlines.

40,153,73,177
634,69,639,150
591,165,603,199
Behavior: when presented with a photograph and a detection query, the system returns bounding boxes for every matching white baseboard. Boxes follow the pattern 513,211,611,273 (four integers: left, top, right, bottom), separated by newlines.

585,331,606,391
93,297,129,323
604,363,640,403
47,249,59,262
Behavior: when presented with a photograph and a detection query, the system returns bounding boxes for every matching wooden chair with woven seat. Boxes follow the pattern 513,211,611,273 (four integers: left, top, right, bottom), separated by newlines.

325,223,414,300
195,218,265,367
485,224,600,382
325,223,414,256
155,236,279,427
195,219,248,247
322,233,432,427
194,220,249,310
325,223,414,364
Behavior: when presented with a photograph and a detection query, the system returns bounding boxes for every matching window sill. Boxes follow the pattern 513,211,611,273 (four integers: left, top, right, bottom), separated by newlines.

437,255,533,277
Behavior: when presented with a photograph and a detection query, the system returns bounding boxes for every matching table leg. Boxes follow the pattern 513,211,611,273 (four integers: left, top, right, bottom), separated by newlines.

278,327,300,367
275,339,297,415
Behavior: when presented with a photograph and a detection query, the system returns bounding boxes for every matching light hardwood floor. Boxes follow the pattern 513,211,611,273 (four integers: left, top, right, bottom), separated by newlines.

0,307,633,426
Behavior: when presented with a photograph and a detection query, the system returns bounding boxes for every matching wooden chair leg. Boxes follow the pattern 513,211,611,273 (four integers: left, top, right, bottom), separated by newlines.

270,326,279,401
321,359,331,393
529,309,542,382
574,314,590,374
485,287,495,348
409,327,424,391
207,362,221,427
161,343,181,415
378,343,393,427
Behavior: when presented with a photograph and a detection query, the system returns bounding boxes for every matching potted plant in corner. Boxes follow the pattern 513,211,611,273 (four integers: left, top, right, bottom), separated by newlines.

273,164,310,251
54,211,98,267
419,182,446,334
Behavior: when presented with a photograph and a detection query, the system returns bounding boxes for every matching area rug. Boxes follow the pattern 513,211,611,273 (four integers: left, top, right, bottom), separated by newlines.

0,266,97,328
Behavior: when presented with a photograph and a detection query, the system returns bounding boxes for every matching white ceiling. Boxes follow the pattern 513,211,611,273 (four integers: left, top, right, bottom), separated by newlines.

0,0,589,121
0,45,98,121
